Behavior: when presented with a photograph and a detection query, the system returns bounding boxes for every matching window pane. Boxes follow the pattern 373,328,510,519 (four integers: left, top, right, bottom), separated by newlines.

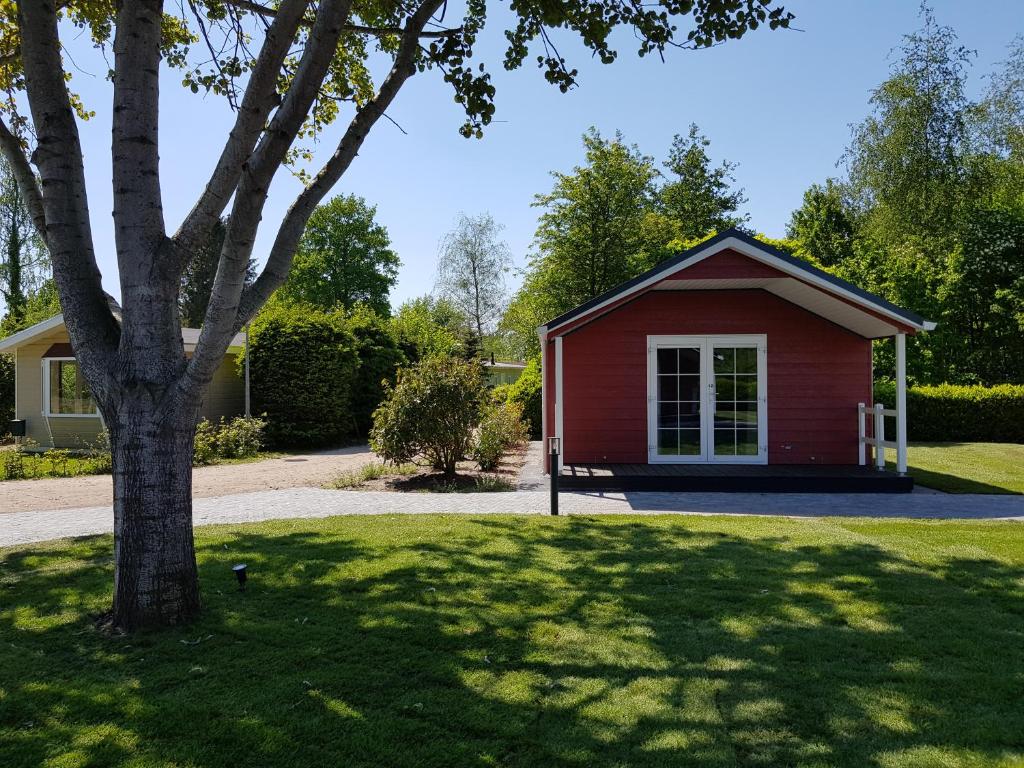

657,429,678,455
656,348,677,374
735,375,757,401
713,348,735,374
714,429,736,456
736,347,757,374
49,360,94,415
714,409,736,429
658,402,678,429
735,401,758,426
678,375,700,402
737,429,759,455
679,430,701,455
679,347,700,374
658,375,677,402
715,375,734,402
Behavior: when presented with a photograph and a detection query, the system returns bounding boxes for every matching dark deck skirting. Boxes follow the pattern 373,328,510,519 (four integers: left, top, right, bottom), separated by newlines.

559,463,914,493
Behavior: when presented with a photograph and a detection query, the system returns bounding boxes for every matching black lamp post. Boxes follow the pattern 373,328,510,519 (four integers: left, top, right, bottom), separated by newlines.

548,436,560,516
232,563,248,590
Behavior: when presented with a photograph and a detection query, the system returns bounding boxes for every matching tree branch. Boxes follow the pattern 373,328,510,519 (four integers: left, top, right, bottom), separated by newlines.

224,0,461,37
17,0,118,393
180,0,355,400
112,0,169,323
237,0,446,327
0,117,48,242
173,0,311,258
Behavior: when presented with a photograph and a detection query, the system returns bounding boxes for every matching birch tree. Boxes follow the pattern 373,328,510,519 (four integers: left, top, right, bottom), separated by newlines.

0,0,793,630
435,212,511,343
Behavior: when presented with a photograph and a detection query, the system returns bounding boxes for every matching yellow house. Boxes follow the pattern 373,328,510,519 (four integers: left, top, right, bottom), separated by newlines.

0,315,247,449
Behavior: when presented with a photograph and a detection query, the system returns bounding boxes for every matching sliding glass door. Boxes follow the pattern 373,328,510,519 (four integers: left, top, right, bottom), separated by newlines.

648,336,766,464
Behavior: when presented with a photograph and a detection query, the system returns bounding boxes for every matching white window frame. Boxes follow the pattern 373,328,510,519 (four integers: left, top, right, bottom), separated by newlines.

41,357,101,418
647,334,767,465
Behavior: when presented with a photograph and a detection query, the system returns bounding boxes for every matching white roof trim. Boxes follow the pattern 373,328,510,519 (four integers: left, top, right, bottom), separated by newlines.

545,236,931,336
0,314,245,354
0,313,66,353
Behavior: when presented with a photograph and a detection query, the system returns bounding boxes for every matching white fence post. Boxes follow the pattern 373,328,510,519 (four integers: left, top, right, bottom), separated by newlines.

857,403,866,466
874,402,886,470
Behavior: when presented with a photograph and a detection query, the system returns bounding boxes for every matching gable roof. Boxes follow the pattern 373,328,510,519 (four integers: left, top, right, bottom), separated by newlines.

540,229,936,339
0,314,246,354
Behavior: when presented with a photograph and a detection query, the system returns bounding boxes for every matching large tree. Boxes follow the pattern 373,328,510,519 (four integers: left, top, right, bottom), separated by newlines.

785,178,858,267
278,194,399,315
0,0,792,629
659,123,747,240
435,212,511,343
532,129,659,305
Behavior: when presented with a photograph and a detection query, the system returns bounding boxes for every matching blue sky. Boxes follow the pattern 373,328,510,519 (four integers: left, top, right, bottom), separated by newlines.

44,1,1024,313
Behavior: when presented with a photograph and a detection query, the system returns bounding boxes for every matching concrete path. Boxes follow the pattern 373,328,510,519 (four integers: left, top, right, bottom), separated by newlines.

2,487,1022,548
0,444,376,514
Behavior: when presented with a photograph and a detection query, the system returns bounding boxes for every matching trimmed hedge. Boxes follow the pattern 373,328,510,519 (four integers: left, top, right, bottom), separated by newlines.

507,357,542,440
874,381,1024,443
248,305,359,447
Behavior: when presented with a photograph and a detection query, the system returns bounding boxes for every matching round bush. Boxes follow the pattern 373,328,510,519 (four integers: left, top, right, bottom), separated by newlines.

370,356,484,476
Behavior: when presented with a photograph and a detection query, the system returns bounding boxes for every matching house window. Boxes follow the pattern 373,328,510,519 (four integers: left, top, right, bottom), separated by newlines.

46,359,97,416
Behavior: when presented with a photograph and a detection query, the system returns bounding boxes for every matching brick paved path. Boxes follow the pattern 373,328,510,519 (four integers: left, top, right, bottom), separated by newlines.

2,487,1021,548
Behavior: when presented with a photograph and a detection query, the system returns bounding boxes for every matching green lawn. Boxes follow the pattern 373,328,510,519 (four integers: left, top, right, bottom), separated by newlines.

896,442,1024,494
2,514,1023,767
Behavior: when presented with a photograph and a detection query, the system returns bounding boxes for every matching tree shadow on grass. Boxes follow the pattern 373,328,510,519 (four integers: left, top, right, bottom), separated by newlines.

1,516,1023,767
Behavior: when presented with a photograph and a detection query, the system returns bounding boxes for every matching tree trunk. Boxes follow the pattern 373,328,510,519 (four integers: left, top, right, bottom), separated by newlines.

110,403,201,630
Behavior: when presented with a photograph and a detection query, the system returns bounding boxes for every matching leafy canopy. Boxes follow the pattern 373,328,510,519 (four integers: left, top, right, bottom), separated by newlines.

0,0,793,146
278,194,399,316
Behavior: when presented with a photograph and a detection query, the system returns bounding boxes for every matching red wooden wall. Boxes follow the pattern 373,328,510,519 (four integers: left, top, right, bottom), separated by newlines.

546,289,873,466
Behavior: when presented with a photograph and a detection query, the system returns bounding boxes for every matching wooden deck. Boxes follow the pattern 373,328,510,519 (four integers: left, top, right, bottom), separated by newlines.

558,463,914,493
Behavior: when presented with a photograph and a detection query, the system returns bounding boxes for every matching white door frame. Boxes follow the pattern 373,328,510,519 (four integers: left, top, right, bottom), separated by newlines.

647,334,767,465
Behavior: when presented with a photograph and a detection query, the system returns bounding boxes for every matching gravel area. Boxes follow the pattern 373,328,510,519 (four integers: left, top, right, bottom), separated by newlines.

0,445,376,515
2,487,1022,548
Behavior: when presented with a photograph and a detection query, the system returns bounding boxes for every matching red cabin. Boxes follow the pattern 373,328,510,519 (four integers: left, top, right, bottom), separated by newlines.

538,230,935,492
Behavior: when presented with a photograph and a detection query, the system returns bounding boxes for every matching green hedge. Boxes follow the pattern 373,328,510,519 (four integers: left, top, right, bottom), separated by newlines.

248,305,359,448
507,357,542,440
874,382,1024,443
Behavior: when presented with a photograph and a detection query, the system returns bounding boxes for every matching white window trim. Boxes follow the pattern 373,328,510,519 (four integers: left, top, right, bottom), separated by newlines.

41,357,101,418
646,334,767,465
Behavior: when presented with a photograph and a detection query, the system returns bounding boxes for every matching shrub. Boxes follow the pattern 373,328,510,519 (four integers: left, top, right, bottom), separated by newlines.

473,400,527,470
507,357,542,439
345,305,406,437
370,356,484,477
874,381,1024,442
247,303,359,447
193,416,266,464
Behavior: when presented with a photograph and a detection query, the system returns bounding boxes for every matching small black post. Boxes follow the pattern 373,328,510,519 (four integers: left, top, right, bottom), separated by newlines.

549,437,560,516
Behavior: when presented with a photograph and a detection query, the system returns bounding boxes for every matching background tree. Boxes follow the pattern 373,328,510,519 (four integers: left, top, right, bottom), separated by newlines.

278,195,399,315
532,129,658,308
0,0,792,629
659,123,748,240
390,295,466,361
0,157,48,328
434,212,512,346
179,219,255,328
785,179,858,267
789,6,1024,384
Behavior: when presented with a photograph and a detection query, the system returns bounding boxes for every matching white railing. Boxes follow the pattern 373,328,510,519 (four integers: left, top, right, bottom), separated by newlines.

858,402,905,473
